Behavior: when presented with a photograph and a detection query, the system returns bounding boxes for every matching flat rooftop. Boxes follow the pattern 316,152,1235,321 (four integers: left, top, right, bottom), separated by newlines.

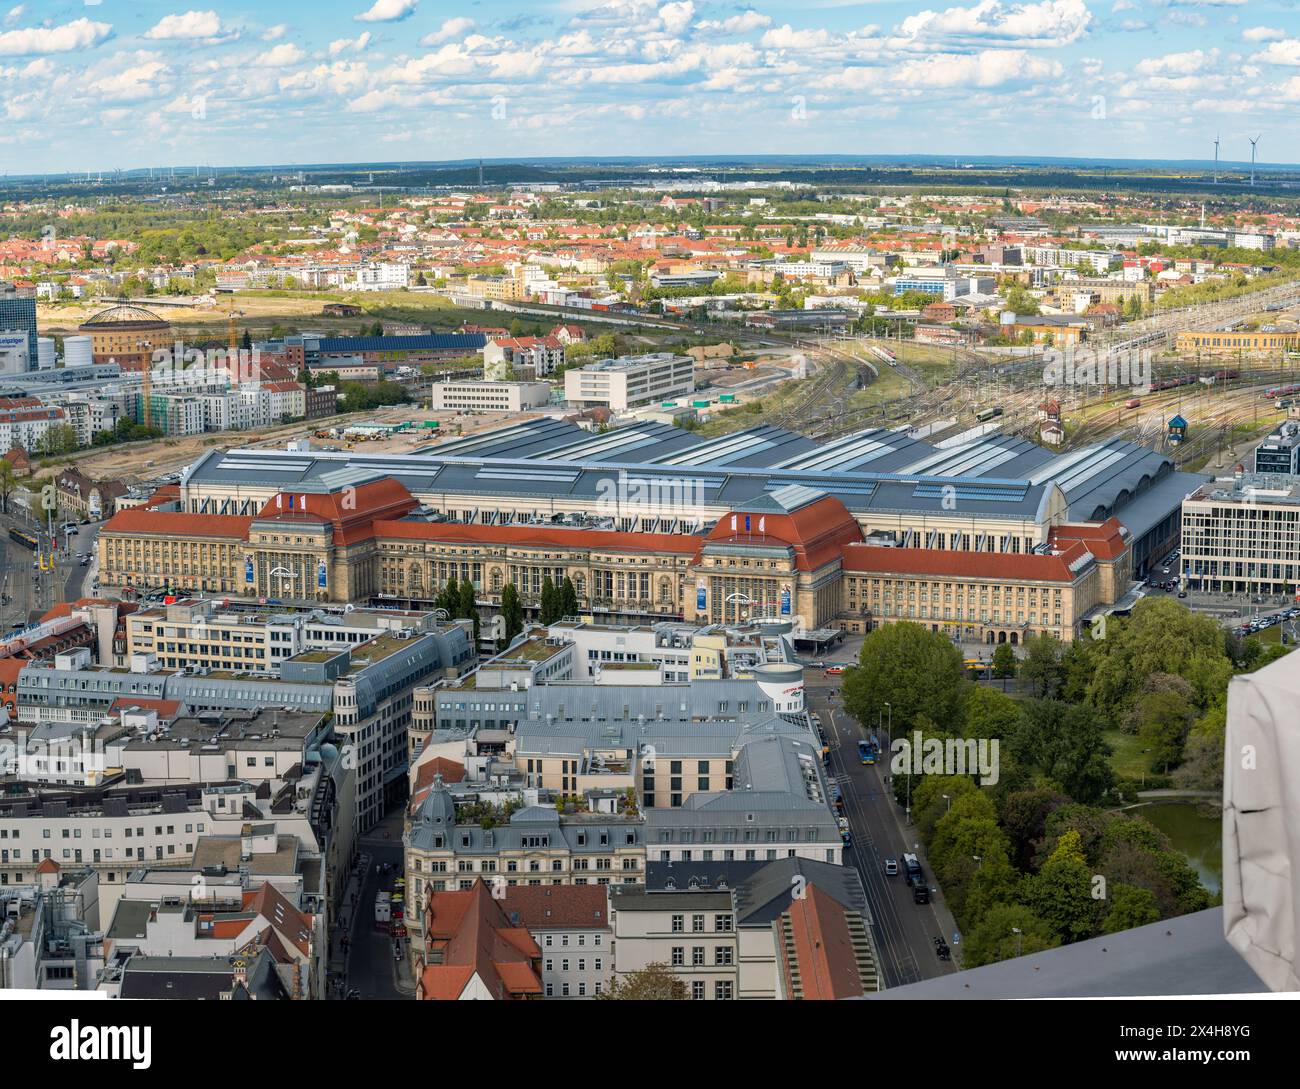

870,908,1265,999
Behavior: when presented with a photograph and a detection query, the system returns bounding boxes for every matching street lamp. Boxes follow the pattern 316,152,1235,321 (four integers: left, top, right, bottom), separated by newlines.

942,793,952,814
1011,926,1023,958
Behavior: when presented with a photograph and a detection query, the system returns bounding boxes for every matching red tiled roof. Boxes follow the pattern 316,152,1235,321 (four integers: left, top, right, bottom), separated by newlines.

841,539,1093,583
418,880,542,1001
254,478,418,546
782,884,868,1000
499,885,608,931
102,509,254,539
705,496,864,572
1048,518,1128,561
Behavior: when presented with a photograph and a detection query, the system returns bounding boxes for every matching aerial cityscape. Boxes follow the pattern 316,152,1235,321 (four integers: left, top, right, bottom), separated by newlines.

1,0,1298,1042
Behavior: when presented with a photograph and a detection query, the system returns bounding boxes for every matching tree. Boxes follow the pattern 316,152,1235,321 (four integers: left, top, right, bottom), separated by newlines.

1024,830,1104,942
1132,686,1196,772
597,962,688,1000
539,575,559,625
559,576,579,619
991,643,1016,681
998,788,1070,870
964,903,1059,967
842,622,967,734
1009,700,1115,804
1103,883,1162,934
457,578,479,643
499,583,523,650
0,459,16,513
962,686,1025,742
1086,598,1233,719
1019,633,1065,698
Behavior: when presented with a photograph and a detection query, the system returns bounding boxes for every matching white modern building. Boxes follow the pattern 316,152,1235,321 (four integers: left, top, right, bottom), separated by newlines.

565,354,695,413
430,380,552,413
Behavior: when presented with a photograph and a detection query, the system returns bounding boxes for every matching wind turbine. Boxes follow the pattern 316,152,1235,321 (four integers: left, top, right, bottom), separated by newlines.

1213,133,1220,184
1249,135,1261,187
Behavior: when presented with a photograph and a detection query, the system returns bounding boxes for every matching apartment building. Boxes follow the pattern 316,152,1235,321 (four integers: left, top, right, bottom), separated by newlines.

641,857,879,999
403,782,644,946
483,335,566,378
564,354,695,412
607,886,740,1000
16,629,471,833
499,884,613,999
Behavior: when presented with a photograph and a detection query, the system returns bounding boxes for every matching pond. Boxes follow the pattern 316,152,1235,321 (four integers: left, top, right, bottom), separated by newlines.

1136,801,1222,897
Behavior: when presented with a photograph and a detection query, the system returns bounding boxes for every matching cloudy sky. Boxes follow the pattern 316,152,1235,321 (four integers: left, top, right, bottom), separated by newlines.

2,0,1299,173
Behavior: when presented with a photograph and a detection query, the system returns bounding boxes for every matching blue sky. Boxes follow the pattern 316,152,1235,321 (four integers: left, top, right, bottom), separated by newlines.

2,0,1300,173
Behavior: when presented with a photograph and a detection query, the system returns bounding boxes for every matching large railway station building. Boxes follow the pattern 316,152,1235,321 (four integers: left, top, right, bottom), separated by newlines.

97,418,1202,646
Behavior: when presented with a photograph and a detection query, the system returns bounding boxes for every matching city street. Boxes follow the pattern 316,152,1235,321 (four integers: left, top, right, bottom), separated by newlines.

0,508,102,630
335,807,411,1000
808,672,962,988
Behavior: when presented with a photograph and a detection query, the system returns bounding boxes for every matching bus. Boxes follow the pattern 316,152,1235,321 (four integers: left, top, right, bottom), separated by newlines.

964,657,990,678
8,528,37,550
857,739,875,765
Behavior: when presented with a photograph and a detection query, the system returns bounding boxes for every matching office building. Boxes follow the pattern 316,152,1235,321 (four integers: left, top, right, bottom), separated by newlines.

564,355,694,412
0,282,38,370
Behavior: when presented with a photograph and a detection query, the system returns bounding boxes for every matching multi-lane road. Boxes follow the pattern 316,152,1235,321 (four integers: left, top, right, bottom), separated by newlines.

0,511,100,630
806,672,960,989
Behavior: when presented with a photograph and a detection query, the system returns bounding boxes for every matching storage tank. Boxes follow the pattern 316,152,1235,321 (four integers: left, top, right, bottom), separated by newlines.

63,335,93,368
37,337,56,370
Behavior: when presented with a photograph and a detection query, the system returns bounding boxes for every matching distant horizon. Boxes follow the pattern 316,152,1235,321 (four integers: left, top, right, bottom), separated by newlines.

3,1,1300,175
9,151,1300,184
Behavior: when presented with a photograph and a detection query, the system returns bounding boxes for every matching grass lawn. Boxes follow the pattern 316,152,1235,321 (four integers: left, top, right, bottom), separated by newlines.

1104,729,1153,780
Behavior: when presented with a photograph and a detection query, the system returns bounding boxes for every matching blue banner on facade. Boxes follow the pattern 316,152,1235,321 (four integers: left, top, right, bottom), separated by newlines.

780,586,791,615
318,560,328,588
245,557,254,583
696,582,706,610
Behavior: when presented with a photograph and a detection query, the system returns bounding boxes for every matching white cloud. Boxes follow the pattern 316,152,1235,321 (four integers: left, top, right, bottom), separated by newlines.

894,0,1092,49
696,11,770,34
1135,48,1216,76
1253,39,1300,66
658,2,695,36
355,0,418,23
329,32,371,56
261,25,288,42
255,42,306,66
0,16,112,56
892,49,1061,87
87,55,171,101
1242,26,1285,43
420,17,474,45
142,11,224,41
761,25,831,49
